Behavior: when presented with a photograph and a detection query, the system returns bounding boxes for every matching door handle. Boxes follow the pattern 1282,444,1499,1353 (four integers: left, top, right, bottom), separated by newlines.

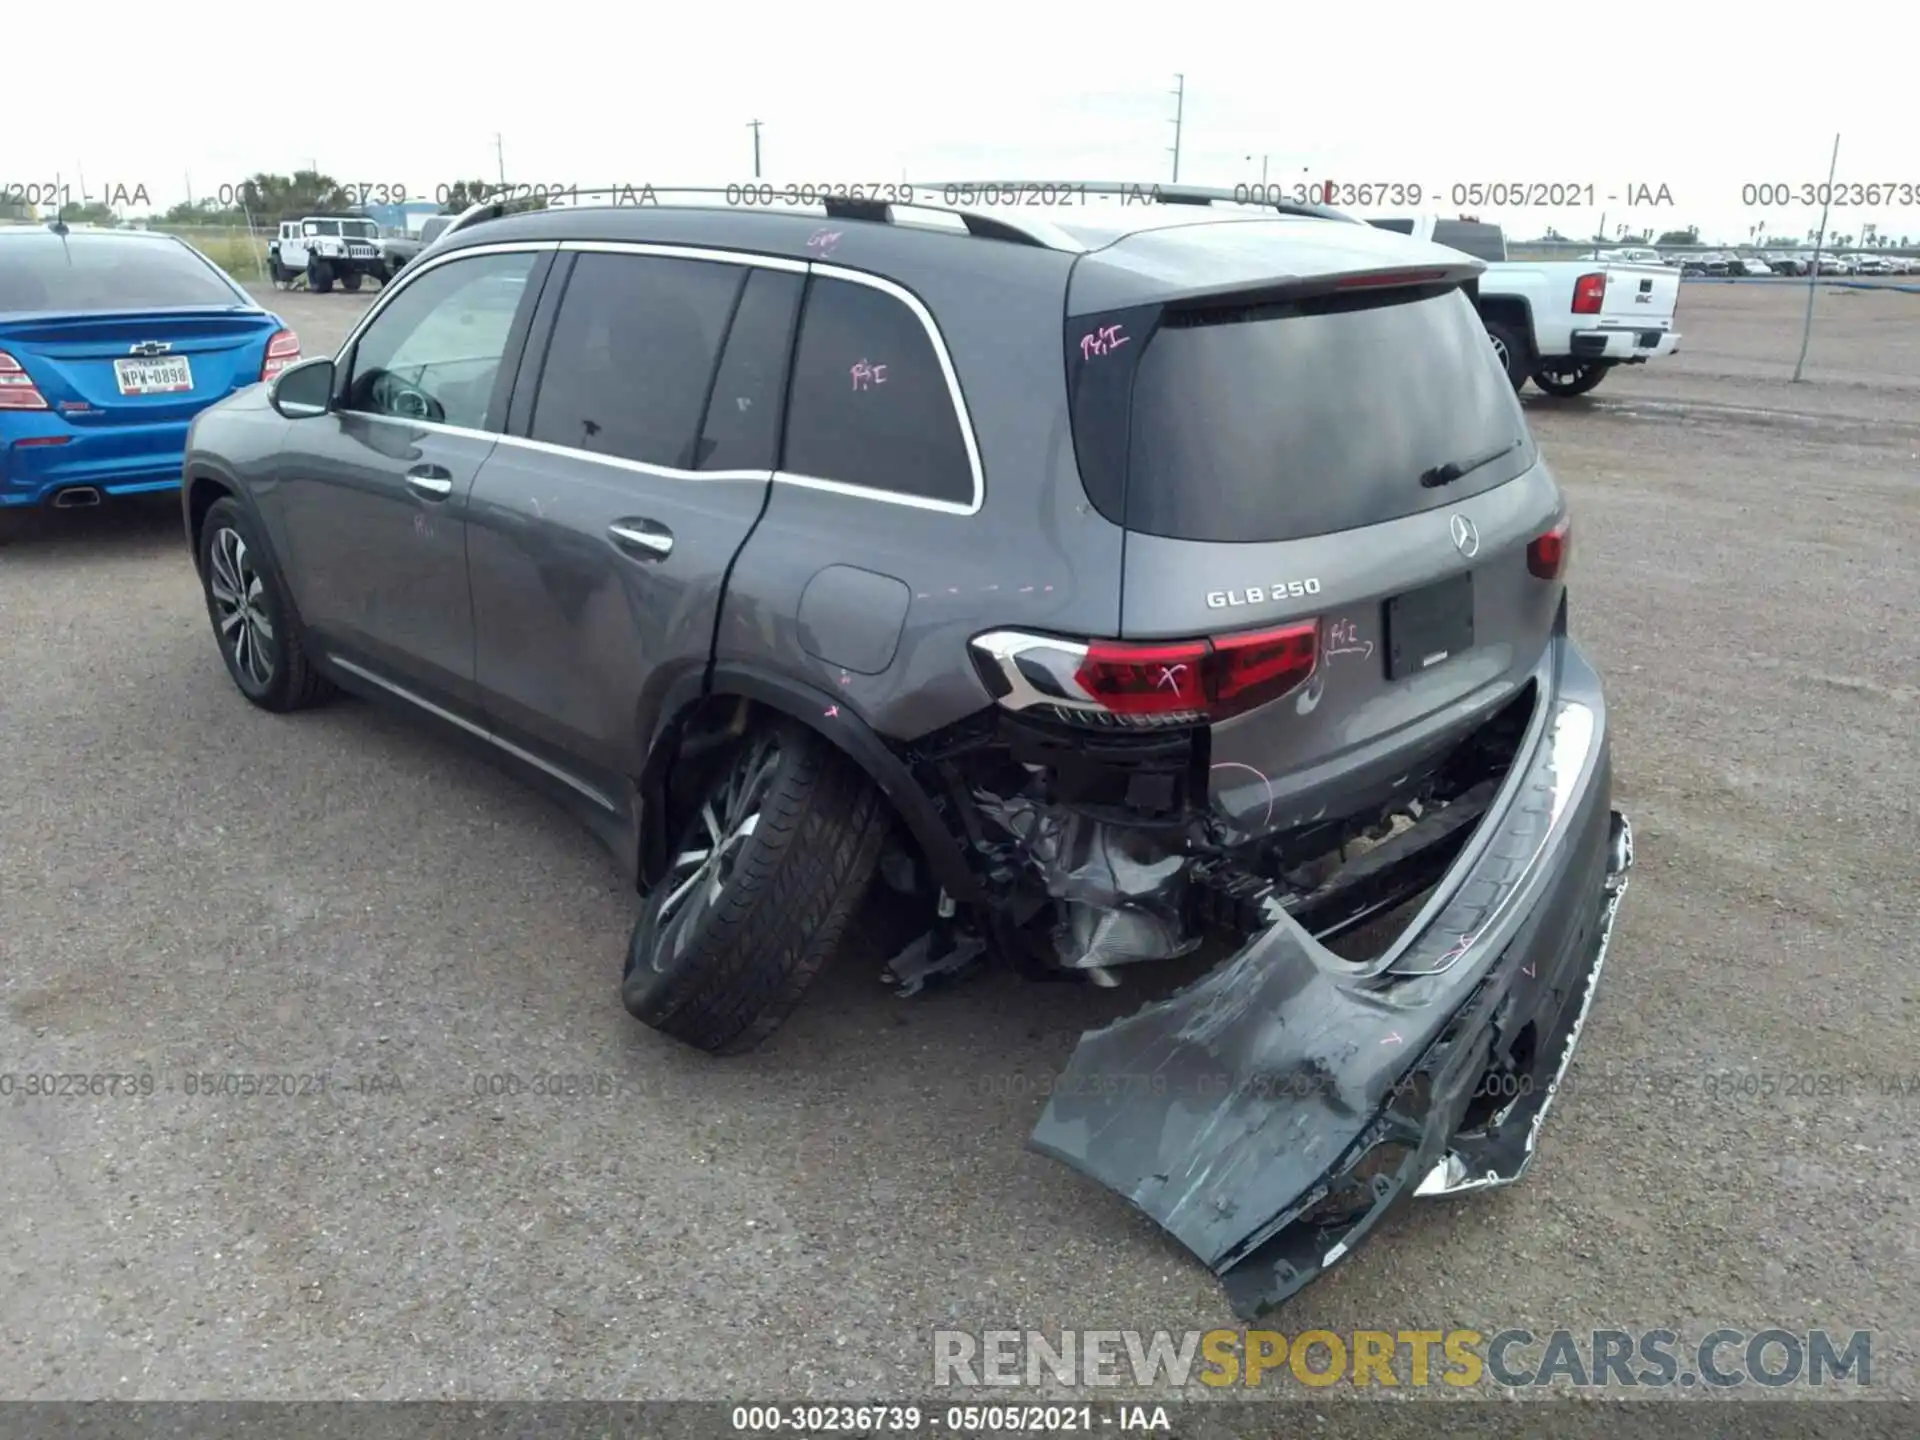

608,519,674,560
405,464,454,500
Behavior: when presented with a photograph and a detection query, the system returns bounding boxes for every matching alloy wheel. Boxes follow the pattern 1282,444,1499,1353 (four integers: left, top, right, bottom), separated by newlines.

208,526,276,687
650,735,782,971
1488,332,1510,371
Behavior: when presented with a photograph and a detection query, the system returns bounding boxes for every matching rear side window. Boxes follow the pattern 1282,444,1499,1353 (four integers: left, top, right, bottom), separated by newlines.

781,276,976,507
1431,221,1506,262
1110,286,1533,544
0,234,239,313
531,253,746,470
1368,218,1416,236
697,268,802,472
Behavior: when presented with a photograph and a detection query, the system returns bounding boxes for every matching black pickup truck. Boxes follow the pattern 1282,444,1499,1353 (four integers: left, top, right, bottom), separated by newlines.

377,214,454,281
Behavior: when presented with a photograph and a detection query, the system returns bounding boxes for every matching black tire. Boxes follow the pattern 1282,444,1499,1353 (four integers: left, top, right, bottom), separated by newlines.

197,497,334,713
622,720,888,1055
1484,319,1530,391
341,271,363,292
309,259,334,294
1532,362,1610,397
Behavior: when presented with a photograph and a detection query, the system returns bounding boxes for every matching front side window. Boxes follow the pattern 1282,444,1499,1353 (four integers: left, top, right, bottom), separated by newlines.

342,251,537,430
781,276,975,507
529,252,745,469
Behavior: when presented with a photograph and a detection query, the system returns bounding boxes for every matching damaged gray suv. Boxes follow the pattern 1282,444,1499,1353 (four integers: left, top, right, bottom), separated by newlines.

181,182,1633,1316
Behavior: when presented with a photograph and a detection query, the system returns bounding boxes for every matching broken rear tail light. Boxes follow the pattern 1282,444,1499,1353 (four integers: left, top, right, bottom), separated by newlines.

0,350,49,410
1528,516,1572,579
972,621,1321,728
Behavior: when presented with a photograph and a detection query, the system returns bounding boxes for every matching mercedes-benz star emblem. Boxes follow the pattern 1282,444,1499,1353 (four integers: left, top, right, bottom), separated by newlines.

1449,514,1480,558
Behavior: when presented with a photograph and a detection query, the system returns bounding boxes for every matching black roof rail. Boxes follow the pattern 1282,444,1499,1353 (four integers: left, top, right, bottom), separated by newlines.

438,185,1090,251
909,180,1364,225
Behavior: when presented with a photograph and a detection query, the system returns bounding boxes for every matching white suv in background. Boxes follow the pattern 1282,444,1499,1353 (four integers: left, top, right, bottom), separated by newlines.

268,216,384,293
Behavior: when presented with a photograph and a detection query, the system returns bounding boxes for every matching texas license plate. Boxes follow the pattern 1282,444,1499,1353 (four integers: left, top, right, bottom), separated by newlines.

113,355,193,395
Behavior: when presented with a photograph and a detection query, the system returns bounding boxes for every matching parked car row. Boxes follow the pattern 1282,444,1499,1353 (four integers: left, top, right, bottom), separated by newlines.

1673,250,1919,277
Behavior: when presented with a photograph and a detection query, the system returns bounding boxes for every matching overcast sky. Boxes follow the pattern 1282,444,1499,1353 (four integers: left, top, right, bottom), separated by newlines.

9,6,1920,244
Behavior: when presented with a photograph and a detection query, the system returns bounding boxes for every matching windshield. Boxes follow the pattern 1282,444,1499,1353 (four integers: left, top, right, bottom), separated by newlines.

0,233,242,313
343,220,376,238
1113,285,1534,543
307,221,341,236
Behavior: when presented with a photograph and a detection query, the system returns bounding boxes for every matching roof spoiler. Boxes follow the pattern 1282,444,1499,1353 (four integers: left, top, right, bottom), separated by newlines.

1151,261,1487,318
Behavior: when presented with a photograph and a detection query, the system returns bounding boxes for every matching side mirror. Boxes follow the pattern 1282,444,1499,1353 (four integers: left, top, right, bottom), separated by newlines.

270,357,336,418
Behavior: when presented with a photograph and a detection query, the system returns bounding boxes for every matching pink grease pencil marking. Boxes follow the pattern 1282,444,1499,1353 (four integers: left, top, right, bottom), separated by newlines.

850,359,888,391
1079,323,1130,361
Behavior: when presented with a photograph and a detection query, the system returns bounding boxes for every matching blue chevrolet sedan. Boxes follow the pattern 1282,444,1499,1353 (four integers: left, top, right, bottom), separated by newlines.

0,222,300,510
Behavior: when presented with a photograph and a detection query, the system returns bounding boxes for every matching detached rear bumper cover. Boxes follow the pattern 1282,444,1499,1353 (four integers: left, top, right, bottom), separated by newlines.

1030,636,1632,1316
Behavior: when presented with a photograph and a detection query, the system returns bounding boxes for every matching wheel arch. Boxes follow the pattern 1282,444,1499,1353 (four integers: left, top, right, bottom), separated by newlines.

638,662,981,902
1477,293,1537,354
185,470,300,625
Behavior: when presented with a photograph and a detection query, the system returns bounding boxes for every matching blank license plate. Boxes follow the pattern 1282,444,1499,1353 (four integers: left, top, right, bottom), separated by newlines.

113,355,193,395
1384,570,1475,680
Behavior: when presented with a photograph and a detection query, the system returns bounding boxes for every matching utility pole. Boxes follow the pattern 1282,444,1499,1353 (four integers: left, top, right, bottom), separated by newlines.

748,120,763,179
1793,132,1841,384
495,134,506,186
1244,153,1269,184
1168,74,1185,183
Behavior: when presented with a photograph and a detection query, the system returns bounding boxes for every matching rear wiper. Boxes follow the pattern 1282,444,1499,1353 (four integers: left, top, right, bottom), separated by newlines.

1420,439,1520,489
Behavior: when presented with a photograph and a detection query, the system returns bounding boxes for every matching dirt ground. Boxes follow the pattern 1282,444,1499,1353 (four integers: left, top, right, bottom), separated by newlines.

1,278,1914,1421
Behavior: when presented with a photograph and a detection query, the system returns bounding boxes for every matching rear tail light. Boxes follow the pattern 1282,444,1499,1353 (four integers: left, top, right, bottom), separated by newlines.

1528,516,1572,579
1572,273,1607,314
972,620,1321,728
260,329,301,383
0,349,49,410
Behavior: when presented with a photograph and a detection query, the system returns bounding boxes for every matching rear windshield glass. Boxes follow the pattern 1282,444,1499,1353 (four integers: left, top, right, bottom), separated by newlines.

1120,286,1533,543
0,234,241,313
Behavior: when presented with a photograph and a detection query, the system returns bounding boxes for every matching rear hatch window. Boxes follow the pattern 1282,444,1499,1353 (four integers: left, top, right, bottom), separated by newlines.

0,233,242,314
1101,285,1533,544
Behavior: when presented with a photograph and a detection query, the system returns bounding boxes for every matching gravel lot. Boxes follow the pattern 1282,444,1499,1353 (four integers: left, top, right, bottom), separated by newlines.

2,279,1914,1412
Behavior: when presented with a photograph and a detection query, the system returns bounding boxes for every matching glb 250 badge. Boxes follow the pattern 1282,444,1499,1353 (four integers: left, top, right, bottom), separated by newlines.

1206,579,1322,609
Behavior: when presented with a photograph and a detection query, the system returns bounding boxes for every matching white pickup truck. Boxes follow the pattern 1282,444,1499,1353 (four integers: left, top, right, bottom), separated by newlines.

1370,215,1682,396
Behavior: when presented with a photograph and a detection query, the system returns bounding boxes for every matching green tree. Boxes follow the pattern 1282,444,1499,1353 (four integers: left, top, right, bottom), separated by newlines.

235,170,356,222
1653,227,1699,246
163,198,243,226
59,201,118,225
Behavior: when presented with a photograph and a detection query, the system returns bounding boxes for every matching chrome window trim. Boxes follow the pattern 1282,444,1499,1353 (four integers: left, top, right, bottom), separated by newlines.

333,240,986,516
801,262,986,515
332,240,560,365
557,239,809,274
494,432,768,484
328,656,619,813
